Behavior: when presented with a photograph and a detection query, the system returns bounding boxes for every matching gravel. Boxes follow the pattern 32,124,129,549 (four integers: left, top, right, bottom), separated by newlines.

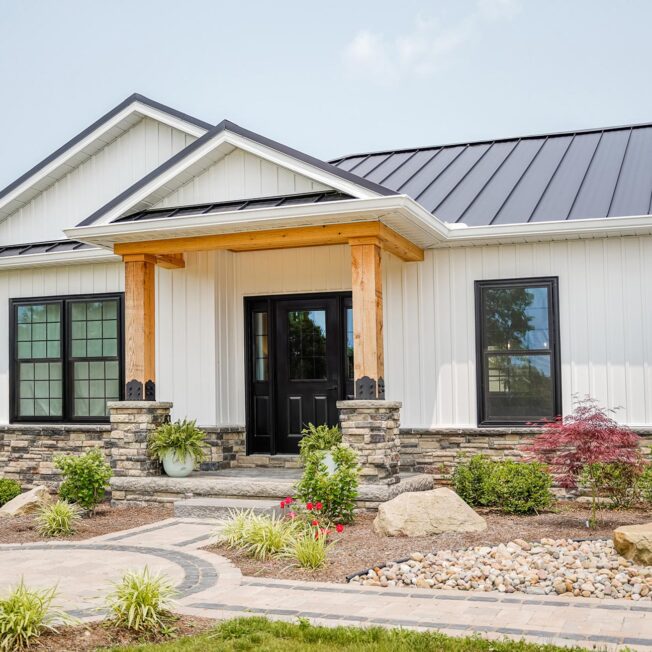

349,538,652,600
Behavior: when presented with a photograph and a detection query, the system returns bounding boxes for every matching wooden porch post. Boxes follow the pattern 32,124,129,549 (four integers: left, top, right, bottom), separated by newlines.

123,254,157,400
349,237,384,399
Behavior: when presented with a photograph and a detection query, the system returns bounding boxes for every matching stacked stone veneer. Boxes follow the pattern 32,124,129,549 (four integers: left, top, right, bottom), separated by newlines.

0,401,246,489
399,427,652,486
338,400,402,485
0,424,111,489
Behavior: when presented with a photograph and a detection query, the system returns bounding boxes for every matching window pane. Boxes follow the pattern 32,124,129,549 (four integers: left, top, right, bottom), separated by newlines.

345,307,354,381
486,354,553,420
288,310,327,380
73,360,117,418
484,286,550,351
17,358,62,417
15,302,62,360
253,311,269,381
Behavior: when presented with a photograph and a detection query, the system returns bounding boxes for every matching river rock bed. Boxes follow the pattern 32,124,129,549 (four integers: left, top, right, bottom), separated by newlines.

348,538,652,600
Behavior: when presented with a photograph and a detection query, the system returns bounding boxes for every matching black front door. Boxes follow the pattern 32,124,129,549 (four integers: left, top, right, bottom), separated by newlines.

245,293,352,454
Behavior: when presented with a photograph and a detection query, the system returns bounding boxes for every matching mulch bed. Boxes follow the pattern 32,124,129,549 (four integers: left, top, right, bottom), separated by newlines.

206,502,652,584
0,504,173,544
34,616,215,651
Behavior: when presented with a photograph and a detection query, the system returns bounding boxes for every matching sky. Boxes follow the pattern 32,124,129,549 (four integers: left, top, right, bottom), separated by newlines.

1,0,651,187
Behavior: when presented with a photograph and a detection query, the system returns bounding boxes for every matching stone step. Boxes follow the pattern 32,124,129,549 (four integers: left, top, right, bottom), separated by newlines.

174,497,282,519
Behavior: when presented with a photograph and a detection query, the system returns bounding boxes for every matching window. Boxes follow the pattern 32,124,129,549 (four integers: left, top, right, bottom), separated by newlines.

475,278,560,426
11,294,123,422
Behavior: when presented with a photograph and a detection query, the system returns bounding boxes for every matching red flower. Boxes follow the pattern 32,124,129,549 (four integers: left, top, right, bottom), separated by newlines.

280,501,286,509
311,519,319,526
285,496,293,504
314,530,320,539
315,502,323,511
306,502,313,511
336,524,344,533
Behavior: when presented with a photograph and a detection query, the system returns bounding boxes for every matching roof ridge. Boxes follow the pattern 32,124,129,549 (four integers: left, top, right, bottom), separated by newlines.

330,120,652,164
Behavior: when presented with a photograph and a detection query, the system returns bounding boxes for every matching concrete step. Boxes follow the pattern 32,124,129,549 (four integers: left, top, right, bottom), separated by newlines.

174,497,282,519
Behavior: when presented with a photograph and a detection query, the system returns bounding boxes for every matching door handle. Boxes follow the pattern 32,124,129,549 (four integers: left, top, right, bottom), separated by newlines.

327,385,338,391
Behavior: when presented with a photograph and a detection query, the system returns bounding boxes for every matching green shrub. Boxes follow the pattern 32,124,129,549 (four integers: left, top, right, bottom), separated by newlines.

0,479,21,507
0,581,67,651
221,509,303,561
298,423,342,461
580,461,642,509
288,531,329,570
296,444,359,524
36,500,82,537
452,454,495,506
147,419,206,465
453,454,553,514
484,460,554,514
54,448,112,514
637,464,652,505
105,567,176,634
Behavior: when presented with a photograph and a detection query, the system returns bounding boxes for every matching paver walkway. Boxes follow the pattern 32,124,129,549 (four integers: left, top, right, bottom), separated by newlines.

2,518,652,650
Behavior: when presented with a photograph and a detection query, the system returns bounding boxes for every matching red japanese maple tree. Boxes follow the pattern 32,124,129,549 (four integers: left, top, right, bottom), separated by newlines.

527,397,641,489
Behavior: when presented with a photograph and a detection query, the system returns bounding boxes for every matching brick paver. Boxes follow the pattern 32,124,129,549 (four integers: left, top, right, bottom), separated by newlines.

1,518,651,650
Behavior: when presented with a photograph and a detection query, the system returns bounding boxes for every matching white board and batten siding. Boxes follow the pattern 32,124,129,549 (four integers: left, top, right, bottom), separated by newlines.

0,238,651,429
384,236,652,429
0,263,124,423
153,148,330,208
0,118,196,244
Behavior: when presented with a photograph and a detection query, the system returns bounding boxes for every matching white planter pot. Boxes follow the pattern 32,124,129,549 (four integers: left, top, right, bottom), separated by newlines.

323,451,337,475
162,451,195,477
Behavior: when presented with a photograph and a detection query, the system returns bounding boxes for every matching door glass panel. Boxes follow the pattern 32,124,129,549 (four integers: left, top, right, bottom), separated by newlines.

345,307,354,381
288,310,327,380
253,311,269,382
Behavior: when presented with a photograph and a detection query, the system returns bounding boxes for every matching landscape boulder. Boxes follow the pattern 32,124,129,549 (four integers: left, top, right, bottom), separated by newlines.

0,485,51,517
613,523,652,565
373,487,487,537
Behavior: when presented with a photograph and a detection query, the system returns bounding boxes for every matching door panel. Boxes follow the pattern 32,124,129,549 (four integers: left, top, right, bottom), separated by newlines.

275,298,340,454
245,293,350,455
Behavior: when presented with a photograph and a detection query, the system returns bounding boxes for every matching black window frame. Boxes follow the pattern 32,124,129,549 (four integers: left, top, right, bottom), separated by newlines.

10,292,125,424
475,277,561,427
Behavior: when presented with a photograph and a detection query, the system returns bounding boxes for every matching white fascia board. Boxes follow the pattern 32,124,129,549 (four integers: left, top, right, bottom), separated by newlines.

226,131,382,200
0,102,208,220
132,101,208,138
65,196,450,248
0,248,119,270
440,212,652,245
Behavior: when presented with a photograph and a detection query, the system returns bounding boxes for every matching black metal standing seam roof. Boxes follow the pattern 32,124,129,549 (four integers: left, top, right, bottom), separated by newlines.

113,190,354,223
330,123,652,226
0,240,96,258
0,94,212,205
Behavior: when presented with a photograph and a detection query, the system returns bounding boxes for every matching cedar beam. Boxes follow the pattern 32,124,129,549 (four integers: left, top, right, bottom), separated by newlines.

156,253,185,269
349,236,384,399
123,254,156,400
113,222,424,262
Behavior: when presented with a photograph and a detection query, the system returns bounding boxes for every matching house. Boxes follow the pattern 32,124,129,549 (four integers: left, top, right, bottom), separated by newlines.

1,94,651,499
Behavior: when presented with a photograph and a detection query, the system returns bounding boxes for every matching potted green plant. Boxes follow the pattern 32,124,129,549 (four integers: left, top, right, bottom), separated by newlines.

147,419,206,477
299,423,342,474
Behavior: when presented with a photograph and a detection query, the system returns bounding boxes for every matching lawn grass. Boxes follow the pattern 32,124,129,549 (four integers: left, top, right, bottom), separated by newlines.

110,616,586,651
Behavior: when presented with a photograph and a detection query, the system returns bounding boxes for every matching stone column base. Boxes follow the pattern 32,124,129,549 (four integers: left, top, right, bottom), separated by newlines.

108,401,172,477
337,400,402,485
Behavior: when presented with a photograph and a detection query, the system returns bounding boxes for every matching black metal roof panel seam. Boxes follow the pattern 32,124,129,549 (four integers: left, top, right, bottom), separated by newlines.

565,131,604,220
526,134,576,223
607,128,633,217
454,139,521,224
390,148,443,193
489,137,548,225
376,149,420,185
